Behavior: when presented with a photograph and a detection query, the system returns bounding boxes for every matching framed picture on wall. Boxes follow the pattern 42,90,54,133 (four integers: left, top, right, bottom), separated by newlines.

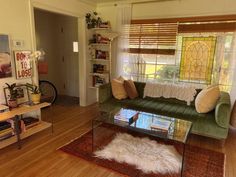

3,84,30,106
14,50,32,79
0,34,12,79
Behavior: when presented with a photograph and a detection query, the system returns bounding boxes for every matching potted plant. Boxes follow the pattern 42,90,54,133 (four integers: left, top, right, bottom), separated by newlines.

5,83,18,108
85,12,102,29
26,83,41,104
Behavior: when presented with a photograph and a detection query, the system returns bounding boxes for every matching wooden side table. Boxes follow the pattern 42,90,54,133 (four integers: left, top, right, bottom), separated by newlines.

0,102,51,149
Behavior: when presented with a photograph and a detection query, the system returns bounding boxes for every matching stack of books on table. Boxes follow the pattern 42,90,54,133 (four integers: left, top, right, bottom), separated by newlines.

0,122,13,141
150,119,171,133
22,117,40,130
0,105,13,141
114,108,139,125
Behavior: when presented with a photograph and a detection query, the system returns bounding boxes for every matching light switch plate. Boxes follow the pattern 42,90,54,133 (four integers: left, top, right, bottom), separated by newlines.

13,40,24,47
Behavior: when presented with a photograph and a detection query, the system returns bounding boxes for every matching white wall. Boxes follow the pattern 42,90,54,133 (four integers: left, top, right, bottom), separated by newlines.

0,0,95,106
97,0,236,31
132,0,236,19
0,0,33,104
32,0,95,17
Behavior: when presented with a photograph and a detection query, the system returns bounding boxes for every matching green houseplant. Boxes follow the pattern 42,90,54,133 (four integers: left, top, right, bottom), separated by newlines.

5,83,18,108
26,83,41,104
85,12,102,29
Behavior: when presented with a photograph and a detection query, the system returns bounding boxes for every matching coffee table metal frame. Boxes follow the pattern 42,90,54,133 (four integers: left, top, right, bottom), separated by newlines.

92,109,192,177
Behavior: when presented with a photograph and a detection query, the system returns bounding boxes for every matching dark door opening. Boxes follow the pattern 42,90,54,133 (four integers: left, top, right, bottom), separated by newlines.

34,8,79,105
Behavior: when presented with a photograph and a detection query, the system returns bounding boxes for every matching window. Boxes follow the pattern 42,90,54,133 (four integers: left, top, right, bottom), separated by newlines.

129,23,177,55
125,22,178,81
123,15,236,91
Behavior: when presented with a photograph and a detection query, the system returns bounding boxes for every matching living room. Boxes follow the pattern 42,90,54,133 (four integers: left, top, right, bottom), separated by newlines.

0,0,236,177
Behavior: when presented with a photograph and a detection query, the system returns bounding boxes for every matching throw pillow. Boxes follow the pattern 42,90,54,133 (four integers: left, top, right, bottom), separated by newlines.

195,85,220,113
111,78,127,100
117,76,125,82
124,80,139,99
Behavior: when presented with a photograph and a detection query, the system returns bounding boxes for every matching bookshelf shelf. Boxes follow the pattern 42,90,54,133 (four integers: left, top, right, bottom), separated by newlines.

90,43,110,47
89,72,109,76
90,59,110,62
90,27,111,31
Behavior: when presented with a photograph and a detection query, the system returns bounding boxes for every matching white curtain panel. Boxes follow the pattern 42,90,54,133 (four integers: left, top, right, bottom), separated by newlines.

214,32,236,106
115,3,132,78
229,33,236,107
213,34,226,84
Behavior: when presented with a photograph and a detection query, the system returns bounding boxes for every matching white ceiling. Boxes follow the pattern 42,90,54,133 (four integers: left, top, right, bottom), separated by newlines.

84,0,175,4
91,0,125,2
87,0,130,3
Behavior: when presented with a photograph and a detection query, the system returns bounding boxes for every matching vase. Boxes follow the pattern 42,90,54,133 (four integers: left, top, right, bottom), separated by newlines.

8,99,18,108
31,93,41,104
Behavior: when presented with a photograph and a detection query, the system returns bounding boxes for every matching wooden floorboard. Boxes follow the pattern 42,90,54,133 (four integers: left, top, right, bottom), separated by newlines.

0,103,235,177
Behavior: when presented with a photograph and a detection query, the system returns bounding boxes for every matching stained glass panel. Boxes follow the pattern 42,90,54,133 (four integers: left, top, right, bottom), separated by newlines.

179,37,217,83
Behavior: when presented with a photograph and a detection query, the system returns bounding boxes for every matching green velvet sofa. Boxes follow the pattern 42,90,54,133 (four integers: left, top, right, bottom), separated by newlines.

99,82,231,140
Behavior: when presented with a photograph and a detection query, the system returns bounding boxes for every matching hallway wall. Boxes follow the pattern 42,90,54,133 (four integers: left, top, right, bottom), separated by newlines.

34,9,79,97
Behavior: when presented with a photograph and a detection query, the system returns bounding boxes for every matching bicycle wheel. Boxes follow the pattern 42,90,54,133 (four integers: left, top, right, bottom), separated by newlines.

39,80,57,104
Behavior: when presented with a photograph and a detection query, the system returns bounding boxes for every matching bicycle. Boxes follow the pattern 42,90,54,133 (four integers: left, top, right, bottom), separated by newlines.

39,80,57,104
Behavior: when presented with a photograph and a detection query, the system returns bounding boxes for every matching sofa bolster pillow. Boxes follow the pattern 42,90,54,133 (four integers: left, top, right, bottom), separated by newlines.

215,92,231,128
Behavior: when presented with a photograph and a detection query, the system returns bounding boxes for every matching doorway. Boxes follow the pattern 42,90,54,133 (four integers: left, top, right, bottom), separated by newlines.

34,8,79,105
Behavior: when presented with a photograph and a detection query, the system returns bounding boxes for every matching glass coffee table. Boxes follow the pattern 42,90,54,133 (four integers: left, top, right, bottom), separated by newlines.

92,108,192,177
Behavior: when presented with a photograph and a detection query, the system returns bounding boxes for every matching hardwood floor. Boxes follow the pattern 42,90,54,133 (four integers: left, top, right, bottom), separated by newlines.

0,104,236,177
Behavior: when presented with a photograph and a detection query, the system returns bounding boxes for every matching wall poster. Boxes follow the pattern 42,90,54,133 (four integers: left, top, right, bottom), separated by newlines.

0,34,12,78
14,50,32,79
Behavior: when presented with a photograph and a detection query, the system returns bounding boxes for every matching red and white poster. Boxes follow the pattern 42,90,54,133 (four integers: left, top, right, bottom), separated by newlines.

14,51,32,79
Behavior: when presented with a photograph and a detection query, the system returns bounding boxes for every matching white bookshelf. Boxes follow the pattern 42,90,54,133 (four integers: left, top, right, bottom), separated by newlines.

88,28,118,89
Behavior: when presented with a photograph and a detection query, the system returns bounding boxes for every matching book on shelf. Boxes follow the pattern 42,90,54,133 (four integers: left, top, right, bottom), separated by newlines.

114,108,139,124
93,64,107,73
0,127,12,135
89,34,110,44
92,76,106,87
0,121,13,141
0,121,11,131
22,117,40,130
150,119,171,132
98,21,111,29
95,50,109,60
0,133,13,141
0,105,9,112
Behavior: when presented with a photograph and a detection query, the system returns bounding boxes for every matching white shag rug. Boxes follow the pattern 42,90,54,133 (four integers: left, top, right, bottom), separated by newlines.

94,133,182,174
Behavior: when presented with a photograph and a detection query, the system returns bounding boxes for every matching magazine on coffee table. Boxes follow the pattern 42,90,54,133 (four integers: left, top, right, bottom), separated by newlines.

150,119,171,132
114,108,139,124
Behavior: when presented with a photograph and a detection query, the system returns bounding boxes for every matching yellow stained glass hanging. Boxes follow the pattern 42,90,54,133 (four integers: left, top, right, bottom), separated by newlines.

179,37,217,83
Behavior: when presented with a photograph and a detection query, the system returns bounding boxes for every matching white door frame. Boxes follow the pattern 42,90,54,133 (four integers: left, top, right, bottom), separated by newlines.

28,1,87,106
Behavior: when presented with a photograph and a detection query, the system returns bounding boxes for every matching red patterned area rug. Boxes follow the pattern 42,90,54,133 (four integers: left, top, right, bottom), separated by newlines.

59,130,225,177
